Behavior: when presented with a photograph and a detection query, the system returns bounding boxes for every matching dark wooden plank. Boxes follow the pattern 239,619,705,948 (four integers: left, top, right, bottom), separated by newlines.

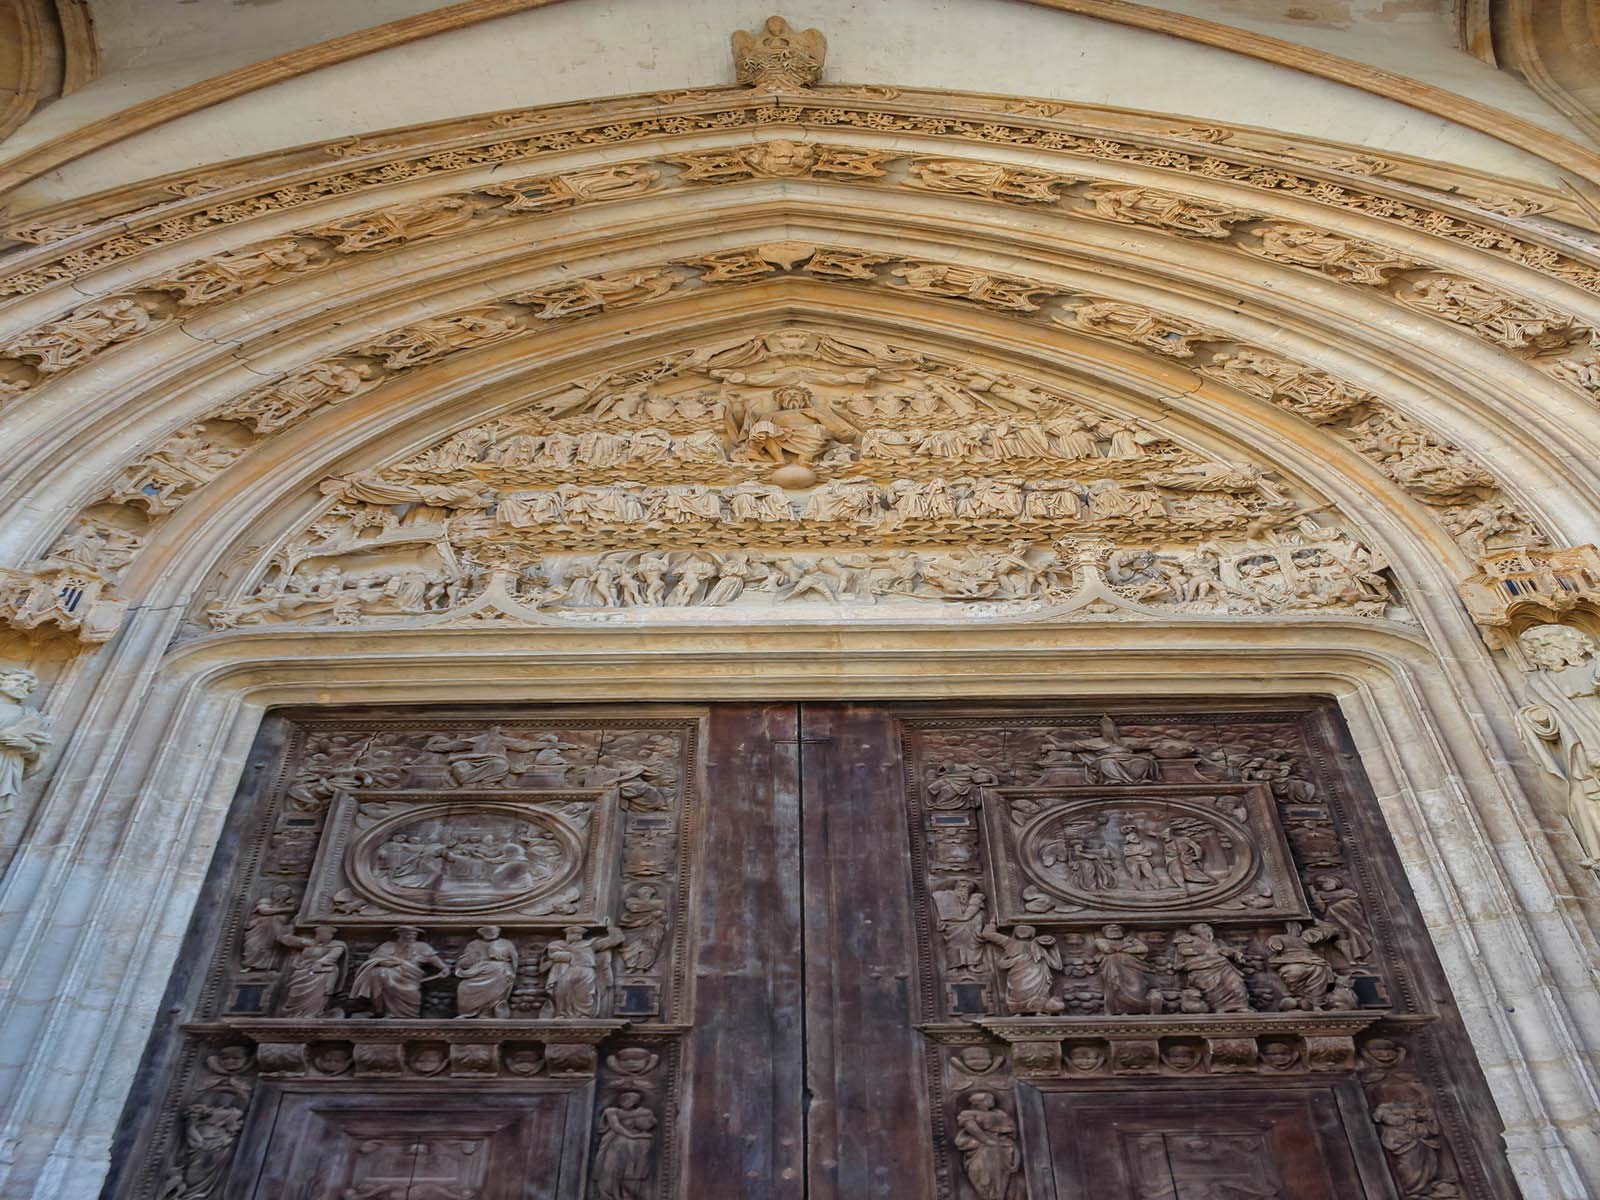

679,703,805,1200
800,703,936,1200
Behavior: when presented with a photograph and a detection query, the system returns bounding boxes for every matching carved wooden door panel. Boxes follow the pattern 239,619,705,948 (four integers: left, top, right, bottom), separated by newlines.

108,704,807,1200
795,703,1522,1200
108,701,1519,1200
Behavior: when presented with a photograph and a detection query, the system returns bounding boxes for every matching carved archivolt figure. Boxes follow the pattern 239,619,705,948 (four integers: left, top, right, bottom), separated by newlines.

593,1092,657,1200
1515,623,1600,869
277,926,348,1017
454,925,518,1018
0,666,52,828
349,926,448,1017
953,1093,1024,1200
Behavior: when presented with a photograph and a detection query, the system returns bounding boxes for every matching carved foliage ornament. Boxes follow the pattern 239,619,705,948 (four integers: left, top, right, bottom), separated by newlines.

1,140,1596,407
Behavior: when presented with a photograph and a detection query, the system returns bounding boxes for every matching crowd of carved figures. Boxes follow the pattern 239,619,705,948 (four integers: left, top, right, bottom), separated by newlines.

136,718,690,1200
0,10,1589,648
904,713,1477,1200
185,329,1408,630
2,242,1560,640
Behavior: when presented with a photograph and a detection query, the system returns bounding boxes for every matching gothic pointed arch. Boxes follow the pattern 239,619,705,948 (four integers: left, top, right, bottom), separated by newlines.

4,22,1600,1200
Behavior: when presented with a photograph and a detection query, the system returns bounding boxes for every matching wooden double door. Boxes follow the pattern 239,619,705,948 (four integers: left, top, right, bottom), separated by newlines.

109,702,1520,1200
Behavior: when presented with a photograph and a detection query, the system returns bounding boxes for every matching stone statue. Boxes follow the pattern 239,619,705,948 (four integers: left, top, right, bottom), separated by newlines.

731,15,827,89
0,665,52,829
1514,623,1600,869
349,926,448,1017
454,925,518,1018
545,924,626,1018
593,1091,656,1200
277,926,348,1017
953,1092,1024,1200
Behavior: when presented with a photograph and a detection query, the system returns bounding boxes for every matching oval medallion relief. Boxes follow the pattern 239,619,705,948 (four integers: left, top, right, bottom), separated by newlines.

1016,797,1260,912
347,803,584,914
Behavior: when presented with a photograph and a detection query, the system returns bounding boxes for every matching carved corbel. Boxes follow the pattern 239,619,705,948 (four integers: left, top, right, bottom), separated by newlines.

0,565,126,642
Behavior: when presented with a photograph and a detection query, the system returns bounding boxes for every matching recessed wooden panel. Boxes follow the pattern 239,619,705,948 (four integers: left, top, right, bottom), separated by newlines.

225,1086,589,1200
1019,1082,1394,1200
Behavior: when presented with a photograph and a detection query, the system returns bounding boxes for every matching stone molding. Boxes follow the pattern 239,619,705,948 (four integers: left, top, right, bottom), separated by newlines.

4,0,1600,198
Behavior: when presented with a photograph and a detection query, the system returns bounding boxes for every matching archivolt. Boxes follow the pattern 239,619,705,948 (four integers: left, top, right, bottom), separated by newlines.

1,90,1599,644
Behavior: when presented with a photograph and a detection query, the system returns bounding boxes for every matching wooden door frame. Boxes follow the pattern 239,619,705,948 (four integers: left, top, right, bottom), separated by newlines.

4,626,1595,1198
